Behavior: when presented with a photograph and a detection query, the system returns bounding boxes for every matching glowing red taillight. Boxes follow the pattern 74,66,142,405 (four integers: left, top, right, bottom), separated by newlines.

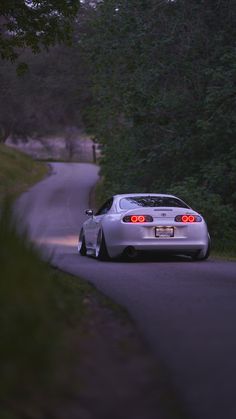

175,215,202,223
123,215,153,223
132,215,143,223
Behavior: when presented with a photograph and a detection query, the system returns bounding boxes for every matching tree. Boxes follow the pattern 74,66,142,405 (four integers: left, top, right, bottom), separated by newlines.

0,0,79,62
0,1,91,142
0,41,87,141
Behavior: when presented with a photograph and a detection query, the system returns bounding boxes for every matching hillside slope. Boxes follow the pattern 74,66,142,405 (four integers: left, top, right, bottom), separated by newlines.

0,143,47,200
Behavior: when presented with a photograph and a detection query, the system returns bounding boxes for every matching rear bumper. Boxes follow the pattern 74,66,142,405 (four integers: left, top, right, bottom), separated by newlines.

104,219,209,258
107,238,209,258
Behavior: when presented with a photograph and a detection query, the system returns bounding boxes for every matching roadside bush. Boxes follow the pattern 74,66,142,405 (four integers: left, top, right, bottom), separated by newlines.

0,202,60,412
0,200,90,418
168,178,236,252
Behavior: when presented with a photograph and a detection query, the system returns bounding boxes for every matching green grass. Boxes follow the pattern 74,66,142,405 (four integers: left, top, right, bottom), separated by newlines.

0,144,47,201
211,240,236,261
0,200,99,418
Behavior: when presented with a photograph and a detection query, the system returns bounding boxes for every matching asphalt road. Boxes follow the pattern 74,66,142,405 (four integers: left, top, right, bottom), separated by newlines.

17,162,236,419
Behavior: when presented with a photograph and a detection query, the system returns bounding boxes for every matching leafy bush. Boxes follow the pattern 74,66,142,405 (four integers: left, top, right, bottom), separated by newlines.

0,200,92,418
0,202,59,407
168,178,236,252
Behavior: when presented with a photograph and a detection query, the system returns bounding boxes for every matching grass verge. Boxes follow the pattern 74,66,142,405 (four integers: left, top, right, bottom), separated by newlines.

0,201,95,418
0,144,48,202
211,244,236,261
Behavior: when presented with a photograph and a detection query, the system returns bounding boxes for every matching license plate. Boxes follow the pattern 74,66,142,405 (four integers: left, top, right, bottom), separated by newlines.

155,227,174,238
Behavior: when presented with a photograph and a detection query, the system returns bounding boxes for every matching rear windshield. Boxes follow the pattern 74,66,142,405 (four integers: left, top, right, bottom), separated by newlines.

119,196,189,209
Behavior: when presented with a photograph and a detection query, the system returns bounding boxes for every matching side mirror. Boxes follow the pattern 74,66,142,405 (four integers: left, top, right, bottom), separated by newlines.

85,209,94,217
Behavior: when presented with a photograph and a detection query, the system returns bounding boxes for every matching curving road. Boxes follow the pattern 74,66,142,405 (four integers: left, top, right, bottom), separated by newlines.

17,163,236,419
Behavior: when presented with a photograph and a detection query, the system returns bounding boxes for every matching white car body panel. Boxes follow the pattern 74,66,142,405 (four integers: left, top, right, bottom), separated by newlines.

79,193,210,260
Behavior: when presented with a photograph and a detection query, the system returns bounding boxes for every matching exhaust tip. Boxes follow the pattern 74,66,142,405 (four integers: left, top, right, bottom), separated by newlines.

124,246,138,259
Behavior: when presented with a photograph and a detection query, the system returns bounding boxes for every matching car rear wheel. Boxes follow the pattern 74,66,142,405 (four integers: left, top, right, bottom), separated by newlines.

95,230,109,261
78,228,87,256
192,235,211,261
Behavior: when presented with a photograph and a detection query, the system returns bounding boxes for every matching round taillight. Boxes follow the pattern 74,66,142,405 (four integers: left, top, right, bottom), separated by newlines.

175,214,202,223
123,215,153,223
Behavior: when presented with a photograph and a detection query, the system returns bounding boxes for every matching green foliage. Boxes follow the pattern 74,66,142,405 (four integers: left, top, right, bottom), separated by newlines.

0,199,94,418
168,177,236,242
0,203,58,395
0,0,79,62
0,1,86,141
0,42,86,140
79,0,236,250
0,143,47,200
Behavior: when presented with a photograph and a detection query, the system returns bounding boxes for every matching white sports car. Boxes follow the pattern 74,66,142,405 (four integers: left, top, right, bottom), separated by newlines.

78,193,210,261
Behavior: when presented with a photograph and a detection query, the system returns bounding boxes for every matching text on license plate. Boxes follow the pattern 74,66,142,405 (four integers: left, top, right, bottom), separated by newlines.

155,226,174,238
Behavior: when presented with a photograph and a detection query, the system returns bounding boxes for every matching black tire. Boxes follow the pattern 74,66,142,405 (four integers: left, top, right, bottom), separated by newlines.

79,229,87,256
96,230,110,261
192,235,211,261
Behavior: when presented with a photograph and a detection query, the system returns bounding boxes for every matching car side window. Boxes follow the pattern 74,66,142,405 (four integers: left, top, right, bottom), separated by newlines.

96,198,113,215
